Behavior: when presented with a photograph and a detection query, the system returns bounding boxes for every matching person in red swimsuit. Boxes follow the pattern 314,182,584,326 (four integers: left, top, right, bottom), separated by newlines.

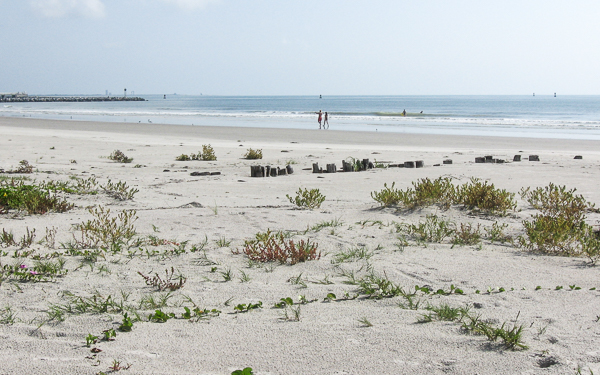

316,110,323,129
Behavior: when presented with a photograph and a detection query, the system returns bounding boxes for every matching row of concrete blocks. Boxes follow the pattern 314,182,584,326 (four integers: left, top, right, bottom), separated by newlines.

475,155,539,164
388,160,429,168
190,171,221,176
250,165,294,177
313,159,375,173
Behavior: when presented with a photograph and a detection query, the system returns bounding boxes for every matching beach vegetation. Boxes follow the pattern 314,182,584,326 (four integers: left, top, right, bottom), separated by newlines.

175,154,191,161
274,297,294,309
175,144,217,161
65,207,138,253
219,267,233,282
485,222,512,243
118,313,133,332
288,273,308,288
200,144,217,161
520,183,594,218
371,177,516,215
138,267,186,291
238,270,251,283
287,187,325,210
85,333,98,347
455,178,516,215
370,182,403,207
138,292,174,310
306,217,343,233
233,301,262,313
231,368,254,375
406,215,454,244
0,179,73,215
358,317,373,327
244,148,262,159
181,306,221,321
0,160,34,174
108,150,133,163
100,179,139,200
356,271,405,299
0,305,18,325
452,223,482,247
215,236,232,247
108,360,132,372
1,259,67,283
148,309,175,323
102,328,117,341
519,183,600,262
331,245,373,264
420,303,528,350
280,305,302,322
242,230,320,264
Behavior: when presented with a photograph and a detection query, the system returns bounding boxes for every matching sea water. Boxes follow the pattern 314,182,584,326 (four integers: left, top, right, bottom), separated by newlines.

2,95,600,139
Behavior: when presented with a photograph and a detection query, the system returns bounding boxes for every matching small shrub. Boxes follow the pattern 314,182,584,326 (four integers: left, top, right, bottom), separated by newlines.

452,223,482,246
407,215,454,244
67,207,138,253
519,215,583,255
409,177,456,209
200,144,217,161
371,182,402,207
244,149,262,160
287,188,325,210
100,179,138,201
356,271,405,299
109,150,133,163
520,183,593,221
518,183,598,260
485,222,512,243
118,313,133,332
11,160,34,174
242,230,320,265
231,367,254,375
0,179,73,214
455,178,516,215
138,267,186,291
175,154,191,161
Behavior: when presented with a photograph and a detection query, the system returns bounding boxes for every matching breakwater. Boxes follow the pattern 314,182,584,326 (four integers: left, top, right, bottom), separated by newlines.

0,96,146,102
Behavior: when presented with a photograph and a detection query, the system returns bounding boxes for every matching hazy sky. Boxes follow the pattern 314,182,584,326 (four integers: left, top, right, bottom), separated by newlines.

1,0,599,95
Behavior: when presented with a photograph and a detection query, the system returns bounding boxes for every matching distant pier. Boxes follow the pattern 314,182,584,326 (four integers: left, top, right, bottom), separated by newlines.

0,93,146,103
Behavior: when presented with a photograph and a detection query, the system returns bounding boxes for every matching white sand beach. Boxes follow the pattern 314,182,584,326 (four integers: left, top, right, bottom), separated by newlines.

1,117,600,375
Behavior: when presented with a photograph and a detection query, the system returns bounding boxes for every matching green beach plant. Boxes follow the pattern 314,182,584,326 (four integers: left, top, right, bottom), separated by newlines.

407,215,454,244
455,177,516,215
244,148,262,159
108,150,133,163
0,179,73,214
242,230,320,264
287,188,325,210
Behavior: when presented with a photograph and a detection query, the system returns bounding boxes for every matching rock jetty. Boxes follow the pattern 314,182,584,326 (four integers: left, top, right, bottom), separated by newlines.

0,95,146,102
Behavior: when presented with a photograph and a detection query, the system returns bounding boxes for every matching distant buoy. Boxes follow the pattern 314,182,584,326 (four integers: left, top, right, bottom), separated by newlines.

319,95,322,99
554,93,556,97
163,94,166,99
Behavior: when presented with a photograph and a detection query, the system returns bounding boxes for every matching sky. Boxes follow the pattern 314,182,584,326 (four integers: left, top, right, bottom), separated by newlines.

1,0,599,96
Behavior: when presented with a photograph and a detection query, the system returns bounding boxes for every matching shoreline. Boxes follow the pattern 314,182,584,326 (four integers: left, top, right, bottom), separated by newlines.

3,116,600,152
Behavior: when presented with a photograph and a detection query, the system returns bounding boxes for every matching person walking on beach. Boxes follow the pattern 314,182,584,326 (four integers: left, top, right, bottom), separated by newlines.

324,112,329,129
316,110,323,129
402,109,406,116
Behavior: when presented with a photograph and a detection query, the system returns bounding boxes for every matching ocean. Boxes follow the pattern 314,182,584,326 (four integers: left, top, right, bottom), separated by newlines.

2,95,600,139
